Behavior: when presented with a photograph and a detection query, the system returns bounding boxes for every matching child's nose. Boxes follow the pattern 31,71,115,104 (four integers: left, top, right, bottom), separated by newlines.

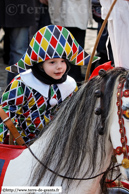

57,62,62,68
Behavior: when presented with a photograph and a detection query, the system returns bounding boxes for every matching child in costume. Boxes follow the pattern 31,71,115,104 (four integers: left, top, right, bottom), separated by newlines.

0,25,96,144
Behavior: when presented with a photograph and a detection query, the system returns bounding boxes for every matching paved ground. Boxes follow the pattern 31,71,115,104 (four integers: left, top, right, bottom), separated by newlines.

85,22,98,55
0,21,98,97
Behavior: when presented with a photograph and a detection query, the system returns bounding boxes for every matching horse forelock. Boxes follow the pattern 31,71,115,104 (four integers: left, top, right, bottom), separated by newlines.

30,67,128,187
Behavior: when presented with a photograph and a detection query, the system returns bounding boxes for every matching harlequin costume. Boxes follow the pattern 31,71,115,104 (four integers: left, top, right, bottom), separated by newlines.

0,25,98,144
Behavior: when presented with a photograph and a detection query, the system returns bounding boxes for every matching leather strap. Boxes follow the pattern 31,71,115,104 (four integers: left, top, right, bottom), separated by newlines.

0,107,25,145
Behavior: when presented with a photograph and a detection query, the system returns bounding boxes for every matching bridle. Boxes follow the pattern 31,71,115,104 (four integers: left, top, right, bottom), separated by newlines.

26,143,122,181
114,76,129,168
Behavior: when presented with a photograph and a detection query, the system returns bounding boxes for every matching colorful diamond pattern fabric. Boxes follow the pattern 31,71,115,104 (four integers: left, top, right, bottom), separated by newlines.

0,75,76,144
5,25,98,74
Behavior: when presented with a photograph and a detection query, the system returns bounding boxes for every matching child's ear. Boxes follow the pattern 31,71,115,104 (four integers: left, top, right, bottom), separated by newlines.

40,65,43,69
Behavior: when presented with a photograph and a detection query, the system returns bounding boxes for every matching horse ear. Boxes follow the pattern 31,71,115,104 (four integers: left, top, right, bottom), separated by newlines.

99,69,107,77
125,73,129,89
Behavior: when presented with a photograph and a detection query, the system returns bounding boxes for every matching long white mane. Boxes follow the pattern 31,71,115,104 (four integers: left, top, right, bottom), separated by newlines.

29,68,127,188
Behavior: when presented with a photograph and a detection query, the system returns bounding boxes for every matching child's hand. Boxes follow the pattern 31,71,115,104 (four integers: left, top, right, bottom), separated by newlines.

39,0,48,5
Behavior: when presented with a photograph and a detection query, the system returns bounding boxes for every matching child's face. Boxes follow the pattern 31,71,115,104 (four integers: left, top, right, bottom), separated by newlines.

41,58,67,79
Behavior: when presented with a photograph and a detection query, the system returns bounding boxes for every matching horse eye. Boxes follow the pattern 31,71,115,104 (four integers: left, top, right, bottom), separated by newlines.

123,109,129,119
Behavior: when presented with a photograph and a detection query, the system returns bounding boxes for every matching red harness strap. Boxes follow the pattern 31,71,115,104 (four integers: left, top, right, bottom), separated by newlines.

114,79,129,158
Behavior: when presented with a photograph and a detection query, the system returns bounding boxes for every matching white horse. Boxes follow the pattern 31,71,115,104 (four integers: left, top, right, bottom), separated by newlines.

1,67,129,194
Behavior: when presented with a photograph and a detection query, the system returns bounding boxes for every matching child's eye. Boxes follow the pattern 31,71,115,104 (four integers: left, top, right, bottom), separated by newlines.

50,61,55,64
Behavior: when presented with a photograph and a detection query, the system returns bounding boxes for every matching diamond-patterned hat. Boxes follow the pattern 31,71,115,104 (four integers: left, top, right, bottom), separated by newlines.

6,25,98,74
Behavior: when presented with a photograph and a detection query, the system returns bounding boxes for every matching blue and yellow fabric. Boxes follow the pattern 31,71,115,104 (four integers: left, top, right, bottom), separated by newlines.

0,74,77,143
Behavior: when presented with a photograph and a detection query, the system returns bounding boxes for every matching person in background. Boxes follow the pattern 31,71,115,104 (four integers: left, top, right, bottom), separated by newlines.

48,0,91,85
0,0,35,84
100,0,129,69
0,25,93,144
92,0,114,68
38,0,51,29
29,0,51,42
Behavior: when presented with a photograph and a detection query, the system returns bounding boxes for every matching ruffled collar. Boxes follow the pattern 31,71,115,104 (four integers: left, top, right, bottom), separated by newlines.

20,69,76,100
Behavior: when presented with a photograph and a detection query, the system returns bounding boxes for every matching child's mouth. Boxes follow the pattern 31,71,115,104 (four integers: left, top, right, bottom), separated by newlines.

55,72,63,75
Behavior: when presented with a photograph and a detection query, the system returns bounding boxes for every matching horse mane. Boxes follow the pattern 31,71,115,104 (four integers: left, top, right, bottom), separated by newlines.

30,67,127,187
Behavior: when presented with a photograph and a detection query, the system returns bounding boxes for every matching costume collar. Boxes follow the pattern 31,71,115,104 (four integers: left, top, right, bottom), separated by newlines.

20,69,76,100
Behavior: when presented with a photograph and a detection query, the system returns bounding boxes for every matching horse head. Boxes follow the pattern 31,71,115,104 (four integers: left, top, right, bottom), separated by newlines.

94,68,129,183
28,67,129,190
